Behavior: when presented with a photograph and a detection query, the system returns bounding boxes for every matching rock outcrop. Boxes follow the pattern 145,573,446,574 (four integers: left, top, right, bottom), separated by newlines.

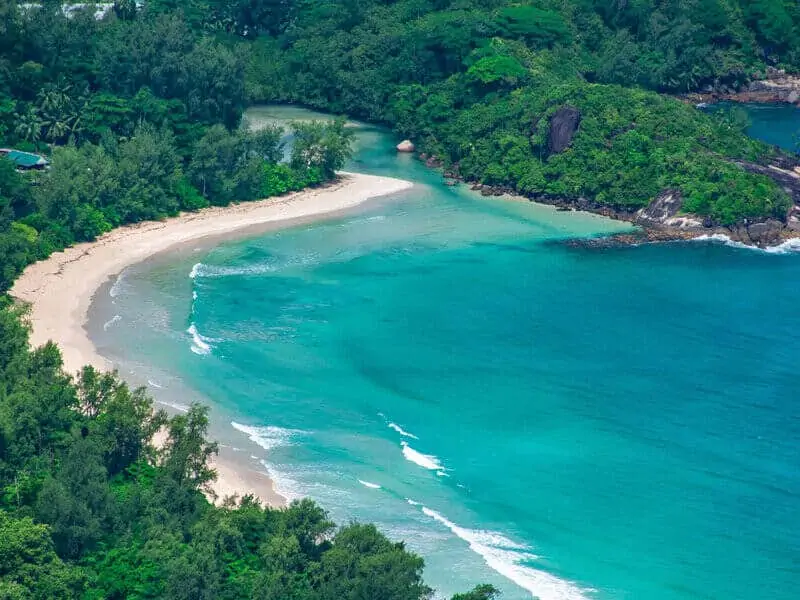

636,189,682,223
635,190,704,229
547,106,581,154
740,219,785,246
687,68,800,105
734,159,800,205
396,140,415,152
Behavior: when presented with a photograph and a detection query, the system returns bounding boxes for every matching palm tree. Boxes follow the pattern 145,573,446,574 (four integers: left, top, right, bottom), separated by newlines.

36,81,85,144
43,116,70,143
14,107,43,143
37,82,72,115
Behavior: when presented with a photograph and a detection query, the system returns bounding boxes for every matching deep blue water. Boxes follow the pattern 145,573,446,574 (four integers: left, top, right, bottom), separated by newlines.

706,101,800,151
93,106,800,600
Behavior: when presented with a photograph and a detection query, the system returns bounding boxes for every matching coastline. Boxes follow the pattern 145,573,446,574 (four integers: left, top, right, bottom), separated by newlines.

10,171,413,507
458,176,800,250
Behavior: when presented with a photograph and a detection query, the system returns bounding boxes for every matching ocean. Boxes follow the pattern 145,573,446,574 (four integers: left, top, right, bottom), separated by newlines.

90,105,800,600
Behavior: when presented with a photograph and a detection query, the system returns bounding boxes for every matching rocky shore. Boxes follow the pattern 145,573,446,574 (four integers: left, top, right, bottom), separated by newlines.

419,157,800,250
686,67,800,106
470,179,800,249
408,86,800,250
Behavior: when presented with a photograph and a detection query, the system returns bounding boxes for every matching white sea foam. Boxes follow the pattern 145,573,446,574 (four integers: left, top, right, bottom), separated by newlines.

102,314,122,330
147,379,163,389
157,399,189,413
189,262,276,279
692,233,800,254
417,505,593,600
358,479,381,489
231,422,306,452
259,459,303,501
109,270,128,297
401,441,446,475
231,422,308,501
406,498,422,506
187,323,213,355
388,422,419,439
189,253,321,279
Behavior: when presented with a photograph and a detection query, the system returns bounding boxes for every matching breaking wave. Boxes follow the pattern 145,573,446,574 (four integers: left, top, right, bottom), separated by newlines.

414,504,593,600
401,441,446,475
157,399,190,413
187,323,213,355
103,315,122,330
388,422,419,439
358,479,382,489
693,234,800,255
231,422,306,452
109,270,129,297
259,459,303,502
189,261,277,279
230,422,311,501
188,253,322,280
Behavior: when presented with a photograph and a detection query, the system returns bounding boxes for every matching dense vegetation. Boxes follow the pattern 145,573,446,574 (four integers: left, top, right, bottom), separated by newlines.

0,0,354,293
0,3,464,599
237,0,799,225
3,1,800,597
0,301,501,599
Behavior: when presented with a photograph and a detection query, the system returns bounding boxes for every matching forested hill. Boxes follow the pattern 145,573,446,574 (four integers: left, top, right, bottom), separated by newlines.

1,3,479,600
5,0,800,232
1,2,800,598
239,0,800,235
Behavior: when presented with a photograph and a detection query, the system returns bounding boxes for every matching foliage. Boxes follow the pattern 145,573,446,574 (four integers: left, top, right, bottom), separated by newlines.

290,119,355,179
0,1,354,296
237,0,797,225
4,0,800,596
0,300,457,599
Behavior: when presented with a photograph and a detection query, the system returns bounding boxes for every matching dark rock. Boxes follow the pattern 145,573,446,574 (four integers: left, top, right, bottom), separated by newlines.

747,219,784,247
734,159,800,205
547,106,581,154
635,189,683,225
425,156,443,168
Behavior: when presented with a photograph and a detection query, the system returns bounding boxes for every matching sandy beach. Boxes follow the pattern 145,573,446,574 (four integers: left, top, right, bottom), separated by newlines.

10,171,413,507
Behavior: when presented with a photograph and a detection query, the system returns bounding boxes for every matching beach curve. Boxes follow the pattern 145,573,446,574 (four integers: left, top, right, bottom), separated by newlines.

10,171,413,507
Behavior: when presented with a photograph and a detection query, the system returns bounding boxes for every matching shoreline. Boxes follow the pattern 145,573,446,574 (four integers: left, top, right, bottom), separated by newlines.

10,171,413,507
456,178,800,250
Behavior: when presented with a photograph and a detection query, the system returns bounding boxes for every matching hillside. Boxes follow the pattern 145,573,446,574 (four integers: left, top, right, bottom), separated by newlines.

238,0,800,239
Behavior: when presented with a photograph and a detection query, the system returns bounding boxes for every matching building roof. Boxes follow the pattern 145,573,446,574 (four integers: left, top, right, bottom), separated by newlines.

0,149,49,168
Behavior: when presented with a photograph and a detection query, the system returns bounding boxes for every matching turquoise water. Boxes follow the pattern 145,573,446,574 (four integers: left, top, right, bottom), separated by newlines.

705,102,800,151
93,107,800,600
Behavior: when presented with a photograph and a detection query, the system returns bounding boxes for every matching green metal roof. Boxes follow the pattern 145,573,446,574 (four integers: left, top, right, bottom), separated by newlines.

1,149,49,168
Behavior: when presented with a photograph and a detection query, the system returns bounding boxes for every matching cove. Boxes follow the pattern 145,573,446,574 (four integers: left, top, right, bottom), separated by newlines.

90,106,800,600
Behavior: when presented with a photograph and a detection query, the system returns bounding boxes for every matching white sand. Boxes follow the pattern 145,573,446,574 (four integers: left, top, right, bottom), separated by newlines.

10,172,413,507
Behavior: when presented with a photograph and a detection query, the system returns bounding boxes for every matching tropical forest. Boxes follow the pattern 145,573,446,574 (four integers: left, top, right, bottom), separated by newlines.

1,0,800,598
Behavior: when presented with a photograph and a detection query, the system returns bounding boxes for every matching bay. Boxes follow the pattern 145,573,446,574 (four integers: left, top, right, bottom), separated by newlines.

91,105,800,600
